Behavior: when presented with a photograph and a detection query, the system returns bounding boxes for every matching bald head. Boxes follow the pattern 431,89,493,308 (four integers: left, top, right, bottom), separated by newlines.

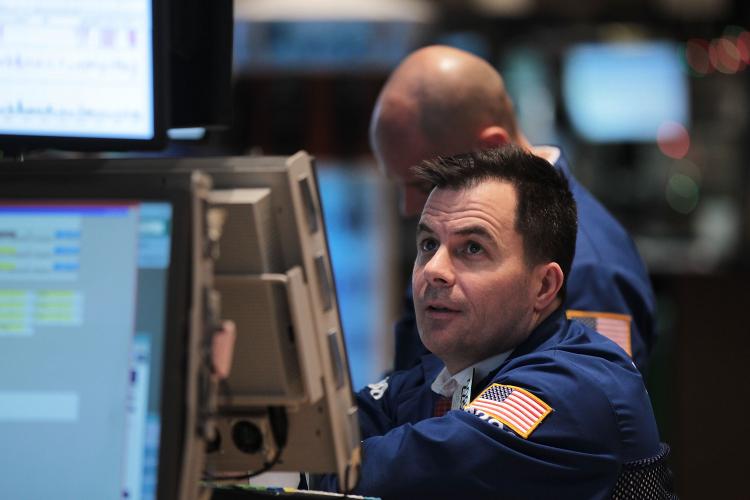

370,45,527,216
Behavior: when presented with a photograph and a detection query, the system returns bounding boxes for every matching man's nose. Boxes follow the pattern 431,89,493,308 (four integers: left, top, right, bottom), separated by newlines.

423,246,455,287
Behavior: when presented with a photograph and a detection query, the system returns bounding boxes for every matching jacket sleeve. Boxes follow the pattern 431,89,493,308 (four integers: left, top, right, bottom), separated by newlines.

353,377,396,439
566,258,656,374
352,408,619,499
321,356,634,500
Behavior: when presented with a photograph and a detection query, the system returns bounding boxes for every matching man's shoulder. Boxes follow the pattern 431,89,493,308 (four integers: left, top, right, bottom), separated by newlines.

476,320,659,460
550,148,654,305
551,150,643,265
499,319,644,403
468,321,658,462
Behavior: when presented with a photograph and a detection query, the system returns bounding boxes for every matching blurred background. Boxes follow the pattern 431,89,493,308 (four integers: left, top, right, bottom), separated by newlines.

6,0,749,496
212,2,749,497
171,1,748,497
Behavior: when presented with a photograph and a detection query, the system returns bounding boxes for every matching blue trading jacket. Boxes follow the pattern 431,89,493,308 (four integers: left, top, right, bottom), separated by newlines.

322,310,661,499
394,149,657,375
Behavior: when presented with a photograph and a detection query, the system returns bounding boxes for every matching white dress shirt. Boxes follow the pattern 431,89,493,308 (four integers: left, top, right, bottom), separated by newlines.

430,351,513,410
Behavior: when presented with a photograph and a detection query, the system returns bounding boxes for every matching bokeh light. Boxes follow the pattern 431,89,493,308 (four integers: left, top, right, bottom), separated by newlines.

666,173,700,214
709,37,742,74
669,159,702,187
685,38,712,75
657,121,690,159
737,31,750,65
727,37,747,71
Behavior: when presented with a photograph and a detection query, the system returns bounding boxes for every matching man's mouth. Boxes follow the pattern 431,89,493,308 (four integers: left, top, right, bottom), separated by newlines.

428,305,456,312
425,303,460,314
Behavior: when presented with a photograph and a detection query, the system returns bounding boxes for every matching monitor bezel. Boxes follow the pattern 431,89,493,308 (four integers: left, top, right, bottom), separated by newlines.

0,161,197,499
0,0,168,154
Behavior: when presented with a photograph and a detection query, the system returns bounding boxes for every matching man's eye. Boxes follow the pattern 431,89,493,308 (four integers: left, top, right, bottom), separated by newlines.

419,238,438,252
466,242,483,255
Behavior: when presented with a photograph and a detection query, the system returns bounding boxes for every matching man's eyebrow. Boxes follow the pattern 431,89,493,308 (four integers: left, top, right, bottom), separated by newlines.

454,225,494,240
416,222,435,235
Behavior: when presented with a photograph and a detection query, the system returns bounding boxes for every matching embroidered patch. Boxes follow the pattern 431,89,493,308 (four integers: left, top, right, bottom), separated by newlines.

566,310,632,357
367,377,389,400
464,383,552,439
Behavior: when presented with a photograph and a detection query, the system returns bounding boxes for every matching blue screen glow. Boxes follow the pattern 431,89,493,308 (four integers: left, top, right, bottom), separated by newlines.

562,41,689,143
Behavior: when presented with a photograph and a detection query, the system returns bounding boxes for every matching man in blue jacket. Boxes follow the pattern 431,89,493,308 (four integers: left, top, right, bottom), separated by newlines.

371,45,656,375
320,146,661,499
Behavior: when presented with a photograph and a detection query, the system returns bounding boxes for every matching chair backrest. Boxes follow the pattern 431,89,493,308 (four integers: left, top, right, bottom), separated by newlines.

611,442,677,500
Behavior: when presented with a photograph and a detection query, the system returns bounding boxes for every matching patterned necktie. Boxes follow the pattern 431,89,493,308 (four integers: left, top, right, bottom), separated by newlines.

434,395,452,417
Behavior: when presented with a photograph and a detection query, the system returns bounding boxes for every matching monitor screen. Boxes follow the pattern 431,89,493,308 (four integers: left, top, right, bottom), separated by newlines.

561,41,689,143
0,200,172,499
0,0,164,150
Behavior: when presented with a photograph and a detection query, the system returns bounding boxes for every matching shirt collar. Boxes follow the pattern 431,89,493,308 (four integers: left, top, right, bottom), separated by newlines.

430,350,513,398
532,145,561,165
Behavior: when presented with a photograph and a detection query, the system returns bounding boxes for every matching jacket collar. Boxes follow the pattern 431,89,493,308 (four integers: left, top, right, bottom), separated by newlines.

470,308,567,396
505,307,566,361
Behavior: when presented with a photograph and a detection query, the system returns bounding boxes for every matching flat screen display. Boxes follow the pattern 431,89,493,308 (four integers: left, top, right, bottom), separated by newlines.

0,0,160,146
0,200,172,500
562,41,689,143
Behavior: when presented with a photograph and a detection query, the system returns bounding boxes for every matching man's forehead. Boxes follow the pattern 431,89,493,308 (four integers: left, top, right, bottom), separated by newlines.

424,180,516,212
419,180,518,233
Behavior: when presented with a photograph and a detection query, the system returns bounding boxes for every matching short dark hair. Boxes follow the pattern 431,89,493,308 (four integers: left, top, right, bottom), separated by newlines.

413,145,577,295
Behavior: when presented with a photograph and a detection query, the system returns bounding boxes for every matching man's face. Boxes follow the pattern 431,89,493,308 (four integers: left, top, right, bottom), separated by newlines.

372,134,433,218
392,167,432,218
412,179,540,374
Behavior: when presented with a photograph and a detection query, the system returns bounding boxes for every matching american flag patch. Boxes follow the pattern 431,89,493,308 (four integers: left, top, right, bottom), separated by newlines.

566,310,632,357
464,384,552,439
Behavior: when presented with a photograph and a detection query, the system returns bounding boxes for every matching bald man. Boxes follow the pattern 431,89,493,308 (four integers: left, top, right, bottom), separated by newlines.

371,45,656,375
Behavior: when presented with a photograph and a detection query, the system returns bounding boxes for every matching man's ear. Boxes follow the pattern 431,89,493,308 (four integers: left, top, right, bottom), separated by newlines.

533,262,564,312
478,126,511,149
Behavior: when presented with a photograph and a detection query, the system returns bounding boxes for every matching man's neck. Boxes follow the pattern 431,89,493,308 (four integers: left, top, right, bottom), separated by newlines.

530,297,562,332
444,299,562,374
432,353,511,410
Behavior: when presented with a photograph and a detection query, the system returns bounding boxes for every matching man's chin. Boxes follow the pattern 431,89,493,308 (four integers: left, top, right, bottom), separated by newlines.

419,330,462,359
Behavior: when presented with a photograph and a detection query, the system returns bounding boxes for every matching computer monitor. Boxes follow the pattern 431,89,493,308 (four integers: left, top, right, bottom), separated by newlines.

0,0,167,152
168,0,233,130
562,41,689,143
189,152,361,490
0,161,214,500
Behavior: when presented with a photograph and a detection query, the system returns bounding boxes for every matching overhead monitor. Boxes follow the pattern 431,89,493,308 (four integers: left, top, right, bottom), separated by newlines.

169,0,233,130
562,41,689,143
186,152,361,491
0,162,213,500
0,0,166,152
